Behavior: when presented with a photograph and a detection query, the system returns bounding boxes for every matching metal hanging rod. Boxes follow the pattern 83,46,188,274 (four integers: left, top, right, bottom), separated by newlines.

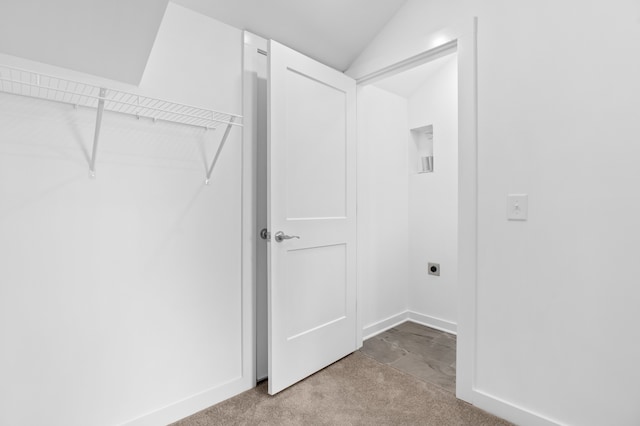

0,64,242,181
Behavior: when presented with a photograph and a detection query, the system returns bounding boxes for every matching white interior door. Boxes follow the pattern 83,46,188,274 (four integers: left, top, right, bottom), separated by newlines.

267,40,357,395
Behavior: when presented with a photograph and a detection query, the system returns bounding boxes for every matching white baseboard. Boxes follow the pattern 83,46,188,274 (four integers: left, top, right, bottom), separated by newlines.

362,310,458,340
407,311,457,335
469,388,564,426
362,311,409,340
120,376,252,426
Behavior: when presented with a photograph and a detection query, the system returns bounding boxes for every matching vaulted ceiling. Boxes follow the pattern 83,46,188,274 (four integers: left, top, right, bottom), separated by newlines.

172,0,408,71
0,0,169,84
0,0,407,84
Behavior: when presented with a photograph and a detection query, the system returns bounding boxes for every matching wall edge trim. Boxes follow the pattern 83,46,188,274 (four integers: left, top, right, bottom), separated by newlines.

362,310,458,339
407,311,457,335
356,40,458,86
119,376,253,426
468,388,565,426
362,311,409,340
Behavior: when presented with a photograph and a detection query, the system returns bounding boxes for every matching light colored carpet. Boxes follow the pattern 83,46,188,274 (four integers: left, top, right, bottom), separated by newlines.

172,352,512,426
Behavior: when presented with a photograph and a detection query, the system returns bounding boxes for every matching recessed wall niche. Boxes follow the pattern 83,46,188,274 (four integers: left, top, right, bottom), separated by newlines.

410,124,434,173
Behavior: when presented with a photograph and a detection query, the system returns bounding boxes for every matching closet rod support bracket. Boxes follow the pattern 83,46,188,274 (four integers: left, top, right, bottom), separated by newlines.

204,117,235,184
89,87,107,178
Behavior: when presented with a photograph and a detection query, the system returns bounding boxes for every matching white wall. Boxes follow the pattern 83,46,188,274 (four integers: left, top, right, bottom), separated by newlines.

0,4,249,426
407,54,458,329
348,1,640,425
0,0,169,85
357,86,409,337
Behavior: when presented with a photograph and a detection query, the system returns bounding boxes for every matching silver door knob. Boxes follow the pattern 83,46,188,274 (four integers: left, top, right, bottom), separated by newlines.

274,231,300,243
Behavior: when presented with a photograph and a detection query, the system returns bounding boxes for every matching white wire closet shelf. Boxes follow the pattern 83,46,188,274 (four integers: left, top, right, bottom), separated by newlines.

0,64,243,182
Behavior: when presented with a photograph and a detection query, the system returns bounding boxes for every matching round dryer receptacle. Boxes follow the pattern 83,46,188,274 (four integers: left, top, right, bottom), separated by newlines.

428,263,440,276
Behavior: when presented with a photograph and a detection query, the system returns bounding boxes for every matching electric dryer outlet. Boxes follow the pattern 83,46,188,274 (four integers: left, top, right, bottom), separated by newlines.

428,263,440,276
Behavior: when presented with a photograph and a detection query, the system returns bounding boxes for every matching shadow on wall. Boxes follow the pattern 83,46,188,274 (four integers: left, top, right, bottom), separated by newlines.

0,173,85,220
0,93,234,180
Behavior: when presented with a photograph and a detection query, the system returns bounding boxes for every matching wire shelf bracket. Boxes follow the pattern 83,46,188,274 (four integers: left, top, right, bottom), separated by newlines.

0,64,243,181
89,88,106,178
205,116,235,185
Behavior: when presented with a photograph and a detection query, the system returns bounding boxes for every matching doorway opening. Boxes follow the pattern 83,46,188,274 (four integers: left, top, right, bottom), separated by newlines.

356,47,459,390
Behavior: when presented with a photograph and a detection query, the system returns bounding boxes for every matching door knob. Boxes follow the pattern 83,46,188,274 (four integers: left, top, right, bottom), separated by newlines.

274,231,300,243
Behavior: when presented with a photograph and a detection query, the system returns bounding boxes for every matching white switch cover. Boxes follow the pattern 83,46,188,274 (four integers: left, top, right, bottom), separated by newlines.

507,194,528,221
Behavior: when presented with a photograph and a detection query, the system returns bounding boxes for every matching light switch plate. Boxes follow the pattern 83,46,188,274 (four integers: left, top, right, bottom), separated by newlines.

507,194,528,220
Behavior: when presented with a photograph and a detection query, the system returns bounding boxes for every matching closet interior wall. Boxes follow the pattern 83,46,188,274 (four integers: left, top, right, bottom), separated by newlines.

0,4,250,426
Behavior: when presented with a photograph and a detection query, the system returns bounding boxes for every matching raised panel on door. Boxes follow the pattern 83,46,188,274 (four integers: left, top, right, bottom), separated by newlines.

284,69,347,220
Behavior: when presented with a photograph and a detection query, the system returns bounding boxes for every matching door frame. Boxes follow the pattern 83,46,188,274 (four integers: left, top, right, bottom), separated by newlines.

241,31,267,388
352,18,478,404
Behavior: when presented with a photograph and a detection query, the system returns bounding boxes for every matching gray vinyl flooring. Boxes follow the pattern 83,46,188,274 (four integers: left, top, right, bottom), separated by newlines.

359,321,457,393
